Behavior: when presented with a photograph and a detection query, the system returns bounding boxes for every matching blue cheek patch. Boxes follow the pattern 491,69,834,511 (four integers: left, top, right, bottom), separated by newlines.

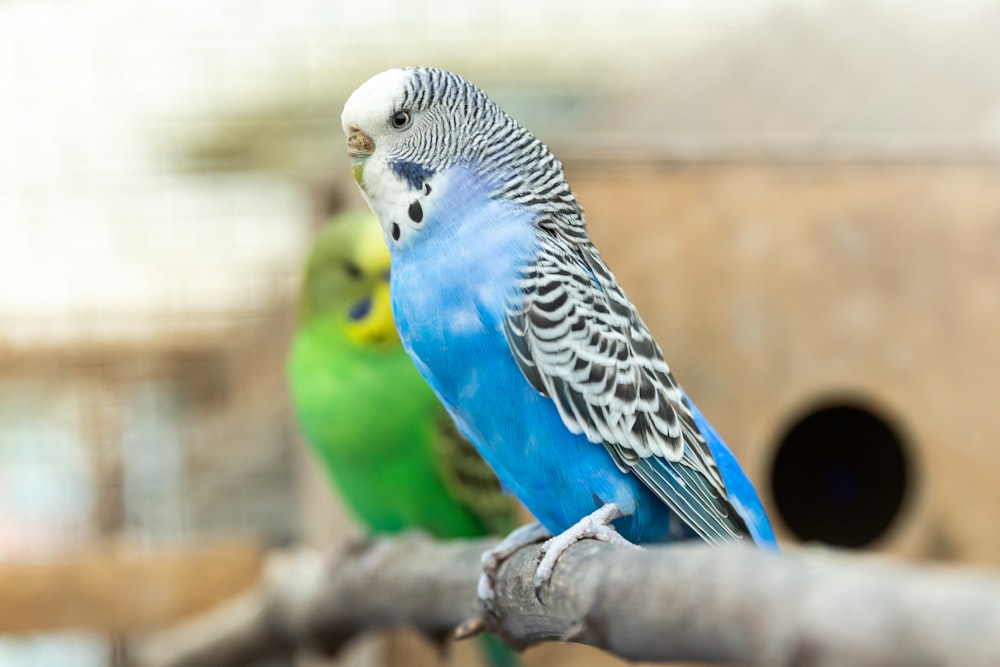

389,160,435,191
349,296,372,322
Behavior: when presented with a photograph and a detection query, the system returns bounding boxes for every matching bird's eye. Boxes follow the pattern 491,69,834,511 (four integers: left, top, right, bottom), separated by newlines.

344,261,362,279
390,110,412,130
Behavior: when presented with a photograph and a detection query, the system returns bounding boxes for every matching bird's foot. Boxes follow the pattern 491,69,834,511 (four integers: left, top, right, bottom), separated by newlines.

534,503,640,600
477,522,552,611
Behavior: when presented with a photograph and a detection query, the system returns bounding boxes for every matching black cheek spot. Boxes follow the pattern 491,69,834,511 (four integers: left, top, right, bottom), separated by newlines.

391,223,401,241
349,296,372,322
408,200,423,224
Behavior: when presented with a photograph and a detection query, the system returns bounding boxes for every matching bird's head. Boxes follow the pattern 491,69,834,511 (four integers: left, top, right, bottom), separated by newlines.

341,67,577,248
298,210,397,348
342,68,484,187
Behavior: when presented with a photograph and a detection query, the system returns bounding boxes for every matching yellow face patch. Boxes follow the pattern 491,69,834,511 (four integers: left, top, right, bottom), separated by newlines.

351,158,365,186
345,281,397,348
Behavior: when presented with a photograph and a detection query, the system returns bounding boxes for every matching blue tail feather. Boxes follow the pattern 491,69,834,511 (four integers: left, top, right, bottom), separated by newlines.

685,396,778,548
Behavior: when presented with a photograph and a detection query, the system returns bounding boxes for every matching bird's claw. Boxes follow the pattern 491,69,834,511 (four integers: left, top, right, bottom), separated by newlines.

477,522,551,612
454,615,486,640
532,503,640,601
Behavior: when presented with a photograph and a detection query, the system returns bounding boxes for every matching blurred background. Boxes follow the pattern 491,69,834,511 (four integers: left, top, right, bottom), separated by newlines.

2,0,1000,665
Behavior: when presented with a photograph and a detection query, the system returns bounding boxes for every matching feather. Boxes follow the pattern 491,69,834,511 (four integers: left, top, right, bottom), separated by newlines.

504,230,751,542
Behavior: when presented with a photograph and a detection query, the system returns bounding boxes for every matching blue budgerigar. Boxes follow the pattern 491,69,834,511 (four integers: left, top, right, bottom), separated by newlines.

341,67,777,600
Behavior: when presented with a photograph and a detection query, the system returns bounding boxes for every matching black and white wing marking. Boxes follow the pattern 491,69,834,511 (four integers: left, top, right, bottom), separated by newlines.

503,231,750,543
431,412,518,535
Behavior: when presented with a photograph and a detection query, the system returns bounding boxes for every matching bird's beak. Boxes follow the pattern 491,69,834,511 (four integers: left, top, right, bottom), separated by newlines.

346,280,397,348
347,128,374,158
347,128,374,185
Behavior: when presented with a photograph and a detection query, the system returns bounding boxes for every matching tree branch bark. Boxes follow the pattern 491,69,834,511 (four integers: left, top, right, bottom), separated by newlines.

132,533,1000,667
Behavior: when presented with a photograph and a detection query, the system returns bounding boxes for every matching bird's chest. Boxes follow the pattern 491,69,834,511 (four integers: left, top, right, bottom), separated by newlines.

391,223,530,399
387,178,539,395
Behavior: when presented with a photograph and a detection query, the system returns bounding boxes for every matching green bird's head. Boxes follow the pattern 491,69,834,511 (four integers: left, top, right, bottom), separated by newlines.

298,210,398,348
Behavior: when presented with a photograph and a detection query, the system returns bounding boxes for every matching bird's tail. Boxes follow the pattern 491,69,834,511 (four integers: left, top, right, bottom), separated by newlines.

477,633,520,667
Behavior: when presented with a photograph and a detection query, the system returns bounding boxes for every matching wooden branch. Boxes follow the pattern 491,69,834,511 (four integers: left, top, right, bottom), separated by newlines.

132,534,1000,667
0,541,263,633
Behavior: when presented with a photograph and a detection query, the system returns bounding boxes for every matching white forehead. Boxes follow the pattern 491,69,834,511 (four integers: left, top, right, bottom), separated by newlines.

341,68,411,134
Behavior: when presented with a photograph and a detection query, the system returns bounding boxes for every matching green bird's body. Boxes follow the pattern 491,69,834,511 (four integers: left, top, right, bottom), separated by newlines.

290,313,509,536
288,211,517,666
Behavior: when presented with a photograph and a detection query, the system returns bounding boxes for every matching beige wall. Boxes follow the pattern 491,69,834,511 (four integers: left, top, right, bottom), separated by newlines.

569,160,1000,563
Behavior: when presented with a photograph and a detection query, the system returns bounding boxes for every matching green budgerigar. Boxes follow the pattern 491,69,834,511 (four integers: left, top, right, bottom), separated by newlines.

287,210,518,666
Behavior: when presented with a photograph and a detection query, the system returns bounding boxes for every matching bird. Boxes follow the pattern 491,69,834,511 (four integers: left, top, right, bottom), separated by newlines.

340,67,777,603
287,210,520,667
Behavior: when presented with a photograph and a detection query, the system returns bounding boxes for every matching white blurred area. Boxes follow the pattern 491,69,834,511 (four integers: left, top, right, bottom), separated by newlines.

0,0,780,347
3,0,1000,342
1,0,1000,664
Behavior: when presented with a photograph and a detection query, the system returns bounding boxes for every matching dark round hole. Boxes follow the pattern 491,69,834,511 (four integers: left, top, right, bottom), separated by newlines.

770,402,911,548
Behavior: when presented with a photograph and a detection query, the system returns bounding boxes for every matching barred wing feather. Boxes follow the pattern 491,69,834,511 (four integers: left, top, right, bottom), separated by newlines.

503,232,749,543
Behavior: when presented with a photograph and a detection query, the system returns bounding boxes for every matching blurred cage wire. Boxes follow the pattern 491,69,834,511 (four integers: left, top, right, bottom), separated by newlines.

3,0,1000,665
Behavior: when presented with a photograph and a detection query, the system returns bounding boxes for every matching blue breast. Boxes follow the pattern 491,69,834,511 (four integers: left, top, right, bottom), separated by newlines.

388,166,683,542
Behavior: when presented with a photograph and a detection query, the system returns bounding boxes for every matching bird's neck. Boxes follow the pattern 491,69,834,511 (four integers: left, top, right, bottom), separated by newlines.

388,165,540,338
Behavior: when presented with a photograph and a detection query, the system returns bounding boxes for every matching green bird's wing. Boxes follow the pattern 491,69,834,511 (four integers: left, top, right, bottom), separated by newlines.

432,412,519,536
